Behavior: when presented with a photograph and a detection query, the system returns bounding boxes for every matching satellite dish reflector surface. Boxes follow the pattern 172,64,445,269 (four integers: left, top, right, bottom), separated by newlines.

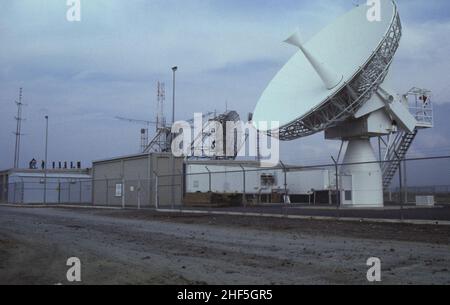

283,29,343,90
253,0,400,140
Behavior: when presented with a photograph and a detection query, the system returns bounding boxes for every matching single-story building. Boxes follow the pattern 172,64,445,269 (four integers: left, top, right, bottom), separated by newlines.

185,159,337,205
0,168,91,204
91,152,184,208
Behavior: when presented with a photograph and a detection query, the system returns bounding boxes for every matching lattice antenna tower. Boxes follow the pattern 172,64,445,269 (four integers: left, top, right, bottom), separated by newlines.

13,88,25,168
156,82,166,130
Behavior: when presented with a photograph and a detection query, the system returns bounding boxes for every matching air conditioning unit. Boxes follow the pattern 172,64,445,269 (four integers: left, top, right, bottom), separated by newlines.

416,196,435,207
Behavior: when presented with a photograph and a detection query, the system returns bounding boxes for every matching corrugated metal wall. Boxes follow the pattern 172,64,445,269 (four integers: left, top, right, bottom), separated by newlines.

92,153,183,208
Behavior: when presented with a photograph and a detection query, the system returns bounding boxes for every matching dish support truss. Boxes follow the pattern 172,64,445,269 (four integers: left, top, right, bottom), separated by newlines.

277,5,402,141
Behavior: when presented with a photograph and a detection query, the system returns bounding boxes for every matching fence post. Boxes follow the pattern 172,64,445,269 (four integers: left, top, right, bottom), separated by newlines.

178,169,184,207
58,179,61,204
279,161,288,204
239,165,247,207
79,180,82,204
404,159,408,203
205,166,212,193
331,156,340,206
398,161,404,220
122,177,125,209
105,178,109,206
68,180,71,204
331,156,340,218
137,178,141,210
153,172,159,210
21,179,24,204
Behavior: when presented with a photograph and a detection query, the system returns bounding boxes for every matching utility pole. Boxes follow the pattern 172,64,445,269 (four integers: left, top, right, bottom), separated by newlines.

13,88,24,168
172,66,177,127
43,115,49,205
171,66,178,209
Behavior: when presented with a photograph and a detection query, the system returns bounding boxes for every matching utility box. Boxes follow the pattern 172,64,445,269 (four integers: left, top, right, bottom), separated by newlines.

416,196,435,207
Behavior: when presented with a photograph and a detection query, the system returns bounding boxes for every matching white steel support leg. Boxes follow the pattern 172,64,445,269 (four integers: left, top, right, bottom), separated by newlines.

341,138,384,208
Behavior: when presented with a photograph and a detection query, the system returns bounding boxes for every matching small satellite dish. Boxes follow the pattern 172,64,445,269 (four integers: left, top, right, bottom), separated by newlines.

252,0,432,208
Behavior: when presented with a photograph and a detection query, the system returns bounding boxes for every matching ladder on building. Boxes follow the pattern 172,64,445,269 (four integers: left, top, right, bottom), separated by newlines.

381,129,418,189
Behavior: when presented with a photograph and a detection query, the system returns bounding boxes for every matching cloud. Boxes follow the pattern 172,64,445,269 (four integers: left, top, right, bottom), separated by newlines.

392,20,450,104
0,0,449,171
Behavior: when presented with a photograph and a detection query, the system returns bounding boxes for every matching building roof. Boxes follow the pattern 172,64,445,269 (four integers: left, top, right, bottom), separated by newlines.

186,159,261,167
9,172,91,179
92,152,177,165
186,159,308,169
0,168,90,176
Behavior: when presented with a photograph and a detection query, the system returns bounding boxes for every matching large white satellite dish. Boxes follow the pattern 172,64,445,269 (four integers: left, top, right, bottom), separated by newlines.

252,0,433,207
253,0,400,136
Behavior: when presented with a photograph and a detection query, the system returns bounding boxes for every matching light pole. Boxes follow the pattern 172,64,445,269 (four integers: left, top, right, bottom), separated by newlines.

171,66,178,209
43,115,49,205
171,66,178,125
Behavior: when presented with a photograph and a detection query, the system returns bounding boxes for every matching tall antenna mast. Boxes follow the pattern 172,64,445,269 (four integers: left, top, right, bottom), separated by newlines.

156,82,166,130
13,88,24,168
140,128,148,153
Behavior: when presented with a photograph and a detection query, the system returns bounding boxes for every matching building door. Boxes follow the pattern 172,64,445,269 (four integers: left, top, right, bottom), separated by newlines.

341,175,353,206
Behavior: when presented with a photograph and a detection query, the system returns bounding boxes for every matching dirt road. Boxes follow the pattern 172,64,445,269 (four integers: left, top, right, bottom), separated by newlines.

0,206,449,285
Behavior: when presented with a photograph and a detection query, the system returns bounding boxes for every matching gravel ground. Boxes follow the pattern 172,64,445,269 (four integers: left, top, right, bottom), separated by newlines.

0,206,449,285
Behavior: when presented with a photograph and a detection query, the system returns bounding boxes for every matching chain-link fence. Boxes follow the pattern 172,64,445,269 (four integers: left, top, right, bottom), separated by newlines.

3,178,91,205
385,157,450,205
92,178,156,209
2,156,450,221
91,175,183,209
170,155,450,222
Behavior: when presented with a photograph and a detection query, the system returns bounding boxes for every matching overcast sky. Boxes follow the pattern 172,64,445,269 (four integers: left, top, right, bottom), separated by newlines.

1,0,450,183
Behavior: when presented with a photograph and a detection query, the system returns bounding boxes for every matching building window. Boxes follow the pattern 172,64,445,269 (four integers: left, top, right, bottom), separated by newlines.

345,191,352,201
261,174,276,186
115,184,123,197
